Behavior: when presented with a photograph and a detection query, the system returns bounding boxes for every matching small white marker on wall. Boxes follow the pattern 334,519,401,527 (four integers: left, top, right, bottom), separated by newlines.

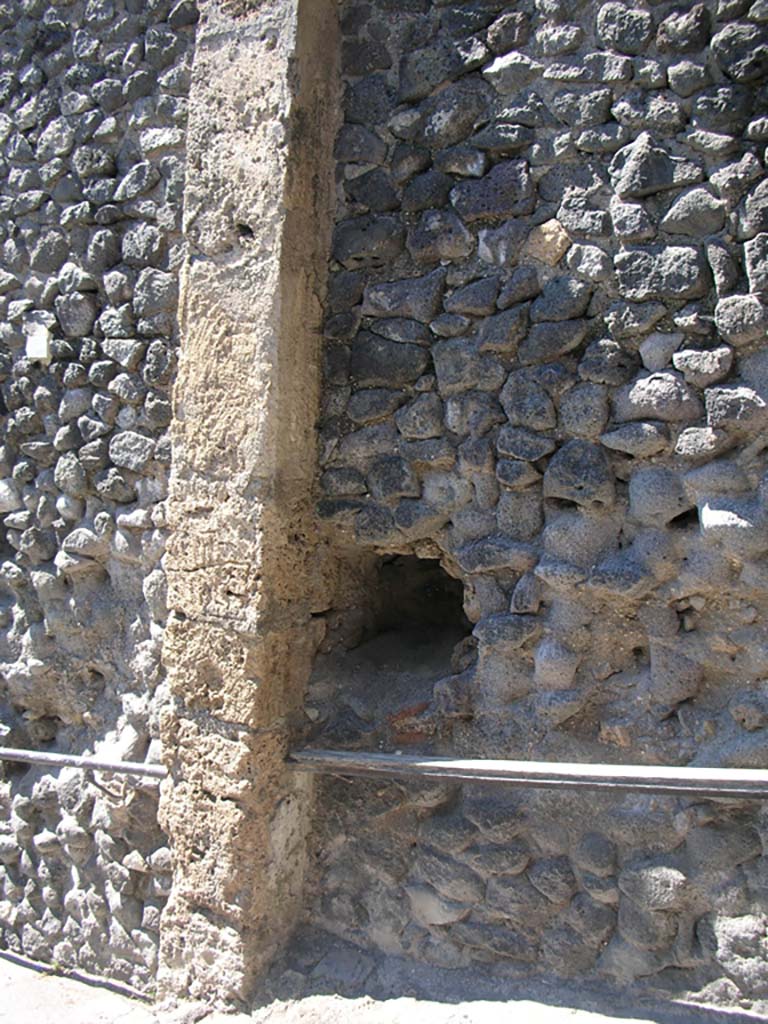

25,322,52,365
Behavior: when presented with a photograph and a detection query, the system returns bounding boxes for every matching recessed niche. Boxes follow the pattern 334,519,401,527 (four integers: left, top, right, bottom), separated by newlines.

306,555,471,746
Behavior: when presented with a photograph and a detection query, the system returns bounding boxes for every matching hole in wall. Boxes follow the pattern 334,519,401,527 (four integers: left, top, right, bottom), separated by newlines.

370,555,469,639
668,507,699,530
306,555,471,747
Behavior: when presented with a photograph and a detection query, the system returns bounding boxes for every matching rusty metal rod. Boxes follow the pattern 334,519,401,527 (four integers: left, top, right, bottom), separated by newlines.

0,746,167,779
289,749,768,799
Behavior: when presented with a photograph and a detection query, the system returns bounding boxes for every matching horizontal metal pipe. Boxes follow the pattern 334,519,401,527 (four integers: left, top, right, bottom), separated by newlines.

289,749,768,800
0,746,167,780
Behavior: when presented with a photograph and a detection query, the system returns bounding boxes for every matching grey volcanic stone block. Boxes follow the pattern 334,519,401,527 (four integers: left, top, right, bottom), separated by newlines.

579,338,638,385
445,277,499,316
55,293,98,337
432,339,506,396
350,333,429,387
712,22,768,82
362,270,446,322
543,440,615,508
398,44,462,103
402,170,453,212
114,161,161,202
614,247,709,300
705,385,768,432
487,12,531,54
715,294,768,345
596,3,653,54
347,389,404,425
346,74,393,126
519,321,590,364
745,234,768,294
346,168,398,213
611,91,686,133
610,132,703,198
133,269,178,316
335,125,387,165
656,4,711,53
501,369,557,429
498,425,557,461
629,466,692,525
613,371,704,422
672,346,733,388
498,267,540,308
109,431,156,471
473,611,540,649
531,277,592,322
407,210,474,263
552,88,613,128
692,85,753,133
482,51,543,93
478,307,528,354
417,79,490,148
741,180,768,240
559,383,609,438
660,188,725,236
333,215,405,269
395,394,443,439
610,196,657,242
451,160,535,222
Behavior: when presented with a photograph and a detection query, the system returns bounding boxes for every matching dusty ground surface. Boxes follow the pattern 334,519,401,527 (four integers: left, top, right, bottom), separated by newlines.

3,947,767,1024
0,954,157,1024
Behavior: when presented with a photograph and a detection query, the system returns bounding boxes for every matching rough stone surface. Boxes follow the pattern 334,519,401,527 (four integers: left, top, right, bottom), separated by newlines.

311,2,768,1013
5,0,768,1016
0,0,195,997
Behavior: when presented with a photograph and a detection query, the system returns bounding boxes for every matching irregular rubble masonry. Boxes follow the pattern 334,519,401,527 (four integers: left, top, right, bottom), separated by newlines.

308,0,768,1008
2,0,768,1009
0,0,196,992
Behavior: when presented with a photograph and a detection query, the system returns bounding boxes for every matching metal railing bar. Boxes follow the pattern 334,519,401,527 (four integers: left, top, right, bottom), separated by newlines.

289,749,768,799
6,744,766,797
0,746,167,779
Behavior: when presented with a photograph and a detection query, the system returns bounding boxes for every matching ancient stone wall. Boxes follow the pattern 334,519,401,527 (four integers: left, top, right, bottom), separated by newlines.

2,0,768,1011
309,0,768,1008
0,0,196,991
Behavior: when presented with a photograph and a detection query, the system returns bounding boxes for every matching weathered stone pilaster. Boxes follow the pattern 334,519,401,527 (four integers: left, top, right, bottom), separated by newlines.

158,0,340,1005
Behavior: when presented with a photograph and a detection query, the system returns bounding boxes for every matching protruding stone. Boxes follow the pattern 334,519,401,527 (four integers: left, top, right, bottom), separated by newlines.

482,51,543,93
613,372,704,422
711,22,768,82
629,467,693,525
596,3,653,54
657,4,711,52
498,425,557,461
715,294,768,346
673,346,733,388
409,207,475,262
705,385,768,432
660,188,725,236
614,247,709,301
601,422,670,457
609,132,703,199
